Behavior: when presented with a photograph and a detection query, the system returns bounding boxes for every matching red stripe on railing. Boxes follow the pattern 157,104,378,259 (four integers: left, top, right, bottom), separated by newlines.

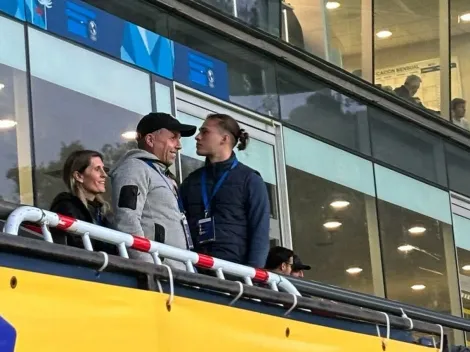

23,224,42,234
196,254,214,268
131,235,151,252
254,269,269,282
56,214,76,230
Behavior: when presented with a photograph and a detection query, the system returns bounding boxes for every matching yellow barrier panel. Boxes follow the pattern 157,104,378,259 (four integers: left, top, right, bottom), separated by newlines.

0,267,436,352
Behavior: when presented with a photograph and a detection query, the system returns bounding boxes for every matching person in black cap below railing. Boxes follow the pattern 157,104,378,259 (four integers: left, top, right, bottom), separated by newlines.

110,112,196,270
180,113,270,269
291,254,311,278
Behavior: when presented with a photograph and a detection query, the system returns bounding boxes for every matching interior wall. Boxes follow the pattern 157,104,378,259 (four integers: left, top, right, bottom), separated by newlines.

342,33,470,107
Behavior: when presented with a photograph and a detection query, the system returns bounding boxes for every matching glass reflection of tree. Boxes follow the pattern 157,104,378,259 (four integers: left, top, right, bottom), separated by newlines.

7,140,135,208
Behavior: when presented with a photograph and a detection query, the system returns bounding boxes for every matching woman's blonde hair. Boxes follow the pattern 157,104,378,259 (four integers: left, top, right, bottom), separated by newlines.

62,150,109,213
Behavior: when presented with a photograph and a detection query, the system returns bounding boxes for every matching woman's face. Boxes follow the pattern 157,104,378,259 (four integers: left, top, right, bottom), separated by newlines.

75,156,107,196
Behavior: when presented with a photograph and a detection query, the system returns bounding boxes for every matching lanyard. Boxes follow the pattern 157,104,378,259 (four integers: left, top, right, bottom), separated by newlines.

95,208,103,226
201,159,238,216
142,159,185,214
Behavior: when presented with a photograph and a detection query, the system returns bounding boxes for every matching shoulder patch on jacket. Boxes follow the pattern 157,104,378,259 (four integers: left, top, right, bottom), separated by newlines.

118,185,139,210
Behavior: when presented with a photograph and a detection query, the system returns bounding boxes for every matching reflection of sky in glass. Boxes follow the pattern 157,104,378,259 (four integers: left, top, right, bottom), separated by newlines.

0,17,27,202
28,27,151,115
0,64,26,203
31,77,143,167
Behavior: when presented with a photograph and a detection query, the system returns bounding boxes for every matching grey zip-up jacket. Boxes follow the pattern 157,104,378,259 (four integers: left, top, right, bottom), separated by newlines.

109,149,187,270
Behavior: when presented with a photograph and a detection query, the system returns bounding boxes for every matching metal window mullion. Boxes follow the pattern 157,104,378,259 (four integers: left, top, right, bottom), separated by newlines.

440,0,451,120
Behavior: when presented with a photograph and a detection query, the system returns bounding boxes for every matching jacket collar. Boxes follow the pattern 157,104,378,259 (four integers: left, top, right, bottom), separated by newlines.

205,152,237,175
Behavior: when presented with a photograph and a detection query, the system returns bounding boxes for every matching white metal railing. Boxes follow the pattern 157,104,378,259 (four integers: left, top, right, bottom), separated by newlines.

2,206,300,296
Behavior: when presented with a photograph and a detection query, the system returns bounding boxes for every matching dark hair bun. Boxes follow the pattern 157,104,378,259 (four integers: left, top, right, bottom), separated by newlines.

237,129,250,151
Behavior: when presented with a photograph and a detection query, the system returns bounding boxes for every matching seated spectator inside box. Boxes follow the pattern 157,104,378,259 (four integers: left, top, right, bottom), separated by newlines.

451,98,469,130
264,246,294,276
50,150,118,255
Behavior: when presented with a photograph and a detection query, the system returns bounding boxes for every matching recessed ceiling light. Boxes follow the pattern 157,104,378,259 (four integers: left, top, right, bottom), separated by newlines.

0,119,17,130
398,244,415,252
330,200,350,209
0,83,5,90
463,265,470,271
121,131,137,140
408,226,426,235
411,284,426,291
376,30,392,39
323,221,342,229
326,1,340,10
346,267,363,274
459,13,470,23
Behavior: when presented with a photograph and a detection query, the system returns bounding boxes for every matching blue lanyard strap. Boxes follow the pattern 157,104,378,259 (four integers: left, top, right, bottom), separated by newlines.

141,159,185,214
201,159,238,216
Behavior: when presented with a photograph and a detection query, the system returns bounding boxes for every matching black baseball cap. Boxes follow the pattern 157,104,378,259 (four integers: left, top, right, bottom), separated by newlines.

292,255,311,271
136,112,197,138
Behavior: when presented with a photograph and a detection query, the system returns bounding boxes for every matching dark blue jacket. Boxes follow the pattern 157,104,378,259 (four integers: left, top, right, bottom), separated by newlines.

180,153,270,268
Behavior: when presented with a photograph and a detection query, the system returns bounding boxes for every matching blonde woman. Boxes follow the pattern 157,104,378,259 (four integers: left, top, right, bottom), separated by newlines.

50,150,117,254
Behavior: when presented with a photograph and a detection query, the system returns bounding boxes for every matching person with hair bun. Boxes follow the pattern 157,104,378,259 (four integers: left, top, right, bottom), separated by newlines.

180,113,270,269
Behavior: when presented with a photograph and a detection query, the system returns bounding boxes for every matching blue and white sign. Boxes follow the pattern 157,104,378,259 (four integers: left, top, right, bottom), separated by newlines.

0,316,16,352
26,0,174,79
174,43,229,101
0,0,25,20
2,0,229,98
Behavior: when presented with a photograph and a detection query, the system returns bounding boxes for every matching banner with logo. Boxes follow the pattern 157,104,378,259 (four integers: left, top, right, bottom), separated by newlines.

1,0,230,101
26,0,174,79
0,0,25,20
174,43,229,101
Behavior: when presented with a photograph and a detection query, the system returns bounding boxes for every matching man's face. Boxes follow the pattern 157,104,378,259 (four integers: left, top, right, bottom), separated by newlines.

407,81,421,97
291,270,304,278
455,103,466,118
146,128,181,166
280,256,294,275
195,119,228,157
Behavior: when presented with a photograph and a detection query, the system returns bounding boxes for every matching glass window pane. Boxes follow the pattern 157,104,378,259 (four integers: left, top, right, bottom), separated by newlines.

454,214,470,325
374,0,441,116
196,0,280,37
369,107,447,186
84,0,169,36
446,142,470,198
282,0,365,75
28,28,152,208
154,83,172,115
375,164,453,313
168,16,279,118
0,16,32,204
450,2,470,131
284,127,381,295
278,64,371,155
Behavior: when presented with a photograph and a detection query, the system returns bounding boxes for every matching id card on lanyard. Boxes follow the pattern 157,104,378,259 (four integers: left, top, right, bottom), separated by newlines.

142,160,194,250
198,159,238,244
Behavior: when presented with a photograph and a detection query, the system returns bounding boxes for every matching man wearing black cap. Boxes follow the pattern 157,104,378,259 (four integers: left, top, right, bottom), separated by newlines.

291,254,311,278
110,112,196,270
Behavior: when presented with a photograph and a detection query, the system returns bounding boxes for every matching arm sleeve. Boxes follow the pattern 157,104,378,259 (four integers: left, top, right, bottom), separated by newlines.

50,201,84,248
111,160,149,237
245,172,271,268
179,178,189,212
